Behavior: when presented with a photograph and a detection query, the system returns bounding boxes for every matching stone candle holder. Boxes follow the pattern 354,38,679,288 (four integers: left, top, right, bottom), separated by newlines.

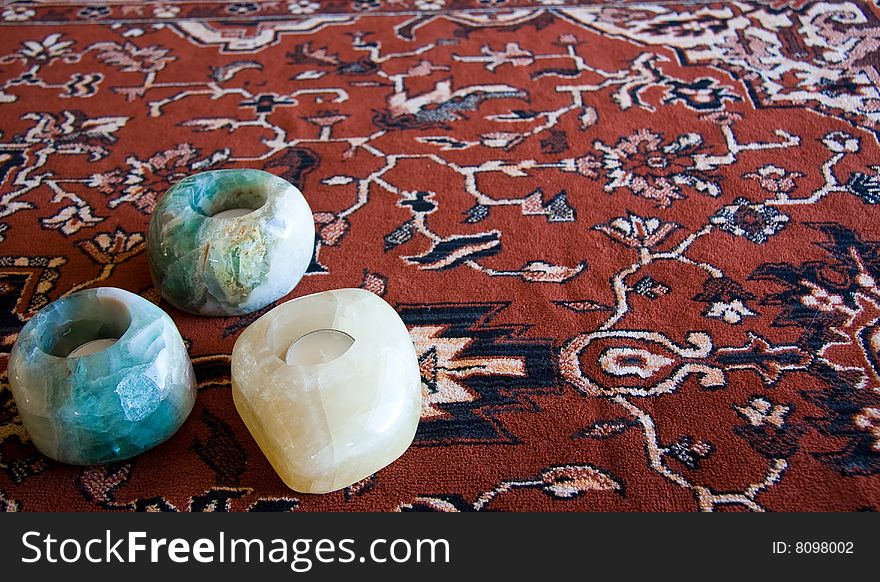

231,288,422,494
8,287,196,465
147,169,315,316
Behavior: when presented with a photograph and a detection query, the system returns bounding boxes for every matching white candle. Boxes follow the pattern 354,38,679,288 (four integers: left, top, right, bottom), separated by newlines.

212,208,253,220
285,329,354,365
67,338,118,358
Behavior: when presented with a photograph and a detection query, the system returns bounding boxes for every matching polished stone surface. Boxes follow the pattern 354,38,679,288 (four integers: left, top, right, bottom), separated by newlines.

8,287,196,465
147,169,315,316
231,288,422,493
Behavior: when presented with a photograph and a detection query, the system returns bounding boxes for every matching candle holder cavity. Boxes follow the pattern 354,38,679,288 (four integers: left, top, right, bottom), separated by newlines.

231,288,422,494
147,169,315,316
8,287,196,465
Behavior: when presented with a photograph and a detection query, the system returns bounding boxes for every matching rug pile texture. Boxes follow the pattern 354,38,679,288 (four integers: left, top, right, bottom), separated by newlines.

1,0,880,511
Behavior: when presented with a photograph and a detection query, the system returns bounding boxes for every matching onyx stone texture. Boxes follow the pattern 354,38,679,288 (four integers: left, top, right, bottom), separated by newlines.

8,288,196,465
231,289,422,493
147,169,315,316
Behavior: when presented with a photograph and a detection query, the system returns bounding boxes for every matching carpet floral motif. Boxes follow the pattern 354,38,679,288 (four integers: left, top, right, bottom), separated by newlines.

0,0,879,511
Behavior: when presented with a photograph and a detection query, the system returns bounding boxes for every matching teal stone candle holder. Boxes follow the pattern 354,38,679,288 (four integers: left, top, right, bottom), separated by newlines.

147,169,315,316
8,287,196,465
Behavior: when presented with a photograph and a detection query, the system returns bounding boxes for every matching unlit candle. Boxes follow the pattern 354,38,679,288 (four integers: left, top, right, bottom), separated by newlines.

67,338,118,358
285,329,354,366
212,208,253,220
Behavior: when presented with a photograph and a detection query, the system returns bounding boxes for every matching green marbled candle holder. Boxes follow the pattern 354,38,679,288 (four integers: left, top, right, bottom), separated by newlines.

147,169,315,316
8,287,196,465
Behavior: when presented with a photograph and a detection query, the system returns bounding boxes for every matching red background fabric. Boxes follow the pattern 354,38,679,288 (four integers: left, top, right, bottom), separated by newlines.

1,0,880,511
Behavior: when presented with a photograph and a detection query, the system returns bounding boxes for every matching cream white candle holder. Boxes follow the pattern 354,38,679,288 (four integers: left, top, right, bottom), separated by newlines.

231,288,422,493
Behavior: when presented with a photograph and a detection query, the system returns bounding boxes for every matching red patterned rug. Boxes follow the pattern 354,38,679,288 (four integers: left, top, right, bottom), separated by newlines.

2,0,880,511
